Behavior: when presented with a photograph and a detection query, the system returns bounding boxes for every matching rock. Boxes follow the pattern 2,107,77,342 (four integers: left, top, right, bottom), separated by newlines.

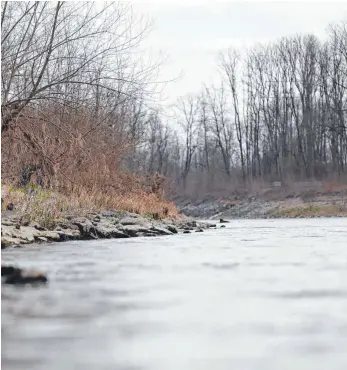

150,226,173,236
71,217,98,239
94,224,129,239
195,228,204,232
53,229,80,241
6,203,14,211
38,230,61,241
37,236,48,242
2,265,47,285
1,224,61,244
183,230,191,234
11,227,36,243
119,216,147,226
220,225,226,228
101,211,118,218
119,224,151,237
87,211,99,216
128,213,140,218
93,215,101,222
55,221,72,230
219,218,230,223
1,218,16,226
20,217,31,226
166,225,178,234
1,236,23,249
29,221,47,231
144,232,158,237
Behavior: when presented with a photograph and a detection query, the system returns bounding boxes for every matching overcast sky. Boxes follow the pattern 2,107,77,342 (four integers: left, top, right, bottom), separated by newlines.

132,1,347,105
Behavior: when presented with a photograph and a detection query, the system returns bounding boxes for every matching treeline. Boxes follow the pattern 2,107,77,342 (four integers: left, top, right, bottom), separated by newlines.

1,1,165,195
1,2,347,200
134,21,347,197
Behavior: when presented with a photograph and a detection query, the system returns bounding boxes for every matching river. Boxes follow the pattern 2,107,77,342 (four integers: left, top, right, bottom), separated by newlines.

2,218,347,370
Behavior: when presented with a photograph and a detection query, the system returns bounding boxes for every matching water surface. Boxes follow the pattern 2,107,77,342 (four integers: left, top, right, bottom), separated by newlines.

2,218,347,370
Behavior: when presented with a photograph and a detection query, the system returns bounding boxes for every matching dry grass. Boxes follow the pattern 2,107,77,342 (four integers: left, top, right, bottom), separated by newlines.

1,184,178,229
270,203,347,218
1,105,179,228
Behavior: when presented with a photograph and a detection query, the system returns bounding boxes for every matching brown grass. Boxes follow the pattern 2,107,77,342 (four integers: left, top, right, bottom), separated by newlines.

270,203,347,218
1,105,179,226
1,185,178,229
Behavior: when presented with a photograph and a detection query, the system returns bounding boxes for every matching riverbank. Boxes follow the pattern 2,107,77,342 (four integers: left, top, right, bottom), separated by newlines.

176,188,347,220
1,210,217,249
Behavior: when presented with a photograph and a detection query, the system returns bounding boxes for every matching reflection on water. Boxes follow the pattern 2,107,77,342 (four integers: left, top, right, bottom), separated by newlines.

2,218,347,370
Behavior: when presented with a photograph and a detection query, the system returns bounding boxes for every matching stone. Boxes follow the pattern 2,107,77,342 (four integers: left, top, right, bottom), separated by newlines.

2,265,47,285
1,225,13,237
53,229,80,241
119,224,150,237
166,225,178,234
150,226,173,236
29,221,47,231
101,211,118,218
38,230,61,241
1,218,16,226
6,203,14,211
119,216,148,226
1,236,23,249
94,224,129,239
21,217,31,226
220,225,226,228
37,236,48,242
144,232,158,237
71,217,98,239
11,227,36,243
127,213,140,218
219,218,230,223
195,228,204,232
183,230,191,234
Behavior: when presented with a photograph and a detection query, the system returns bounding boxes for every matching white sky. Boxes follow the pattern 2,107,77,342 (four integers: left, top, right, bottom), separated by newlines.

131,1,347,105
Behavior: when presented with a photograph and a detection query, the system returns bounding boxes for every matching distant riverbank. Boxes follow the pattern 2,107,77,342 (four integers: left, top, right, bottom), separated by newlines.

176,190,347,220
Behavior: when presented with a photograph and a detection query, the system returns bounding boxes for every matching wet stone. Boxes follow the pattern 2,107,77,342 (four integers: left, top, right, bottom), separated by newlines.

2,265,48,285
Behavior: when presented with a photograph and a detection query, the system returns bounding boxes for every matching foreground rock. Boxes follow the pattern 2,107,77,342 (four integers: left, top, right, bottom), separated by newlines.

2,265,48,285
1,211,216,249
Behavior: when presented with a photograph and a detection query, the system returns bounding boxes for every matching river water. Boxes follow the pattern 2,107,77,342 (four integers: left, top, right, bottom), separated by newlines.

2,218,347,370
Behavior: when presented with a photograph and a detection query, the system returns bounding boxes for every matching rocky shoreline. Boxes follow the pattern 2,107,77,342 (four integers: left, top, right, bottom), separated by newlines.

1,211,221,285
1,210,218,250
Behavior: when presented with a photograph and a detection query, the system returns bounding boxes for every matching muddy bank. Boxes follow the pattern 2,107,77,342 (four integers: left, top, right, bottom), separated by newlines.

177,193,347,220
1,211,217,249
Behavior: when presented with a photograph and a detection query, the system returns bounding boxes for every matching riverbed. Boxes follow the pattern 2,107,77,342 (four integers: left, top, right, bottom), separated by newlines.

2,218,347,370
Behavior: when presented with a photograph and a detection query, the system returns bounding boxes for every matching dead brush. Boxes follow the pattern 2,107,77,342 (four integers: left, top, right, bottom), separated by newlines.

1,106,179,225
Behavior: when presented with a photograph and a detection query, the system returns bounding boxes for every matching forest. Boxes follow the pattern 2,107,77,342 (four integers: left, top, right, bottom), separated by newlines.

1,2,347,210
